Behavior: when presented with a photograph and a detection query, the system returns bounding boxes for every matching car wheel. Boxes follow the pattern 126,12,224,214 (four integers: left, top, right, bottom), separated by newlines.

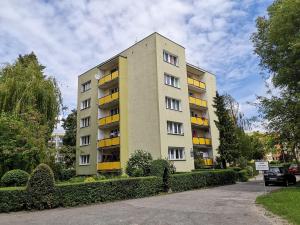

285,180,289,187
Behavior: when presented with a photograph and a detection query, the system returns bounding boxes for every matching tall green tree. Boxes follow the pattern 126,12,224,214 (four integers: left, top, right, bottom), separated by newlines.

0,52,62,135
60,109,77,167
213,92,240,168
252,0,300,161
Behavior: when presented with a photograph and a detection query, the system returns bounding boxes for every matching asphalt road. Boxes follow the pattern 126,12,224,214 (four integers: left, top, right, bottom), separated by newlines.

0,175,291,225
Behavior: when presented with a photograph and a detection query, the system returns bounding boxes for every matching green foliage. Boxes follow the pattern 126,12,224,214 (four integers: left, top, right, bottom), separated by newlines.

84,177,96,183
58,146,76,168
0,188,27,212
126,150,153,176
61,109,77,147
149,159,173,191
213,92,240,168
237,169,249,182
0,52,62,135
0,113,47,176
236,156,248,169
26,163,58,210
1,169,29,187
252,0,300,162
245,166,254,177
170,170,236,192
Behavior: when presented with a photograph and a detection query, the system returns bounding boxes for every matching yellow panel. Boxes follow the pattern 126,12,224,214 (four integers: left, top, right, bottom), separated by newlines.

99,118,106,126
112,92,119,101
98,140,105,148
199,138,205,145
205,138,211,145
195,98,201,106
99,98,105,105
106,116,112,124
194,80,200,87
112,114,120,122
112,137,120,145
191,117,197,124
192,137,199,145
203,119,209,126
111,71,119,80
105,139,112,147
99,77,105,85
202,100,207,107
187,78,193,85
97,162,121,170
200,82,206,89
104,74,111,83
197,117,203,125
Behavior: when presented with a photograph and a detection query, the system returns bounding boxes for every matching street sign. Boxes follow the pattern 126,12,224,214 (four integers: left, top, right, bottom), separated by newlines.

255,161,269,171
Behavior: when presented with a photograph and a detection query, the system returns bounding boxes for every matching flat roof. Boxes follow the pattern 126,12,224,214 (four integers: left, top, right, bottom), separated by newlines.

186,62,215,76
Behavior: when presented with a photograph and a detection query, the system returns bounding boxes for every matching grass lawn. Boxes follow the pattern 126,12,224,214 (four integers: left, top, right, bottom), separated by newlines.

256,185,300,225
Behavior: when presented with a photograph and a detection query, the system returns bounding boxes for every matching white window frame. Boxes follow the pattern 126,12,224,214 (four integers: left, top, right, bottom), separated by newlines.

80,135,90,146
80,116,90,128
81,98,91,110
81,80,91,93
79,154,90,165
165,97,181,111
168,147,185,160
163,51,178,66
167,121,184,135
164,73,180,88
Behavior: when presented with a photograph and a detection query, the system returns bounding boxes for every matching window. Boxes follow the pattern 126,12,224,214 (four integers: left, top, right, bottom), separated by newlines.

168,148,185,160
167,121,183,135
110,107,119,116
80,117,90,128
110,87,119,94
163,51,178,66
80,155,90,165
81,80,91,92
164,74,179,88
80,135,90,146
81,99,91,110
165,97,181,111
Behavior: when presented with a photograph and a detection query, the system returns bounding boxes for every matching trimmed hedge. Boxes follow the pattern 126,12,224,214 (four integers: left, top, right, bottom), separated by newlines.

1,169,30,187
0,170,237,213
237,169,249,182
170,170,236,192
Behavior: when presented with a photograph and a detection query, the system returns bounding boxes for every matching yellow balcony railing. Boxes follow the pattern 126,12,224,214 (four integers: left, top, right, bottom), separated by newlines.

97,162,121,170
98,71,119,86
97,136,120,148
99,92,119,106
203,158,213,166
189,96,207,108
192,137,212,146
99,114,120,127
187,77,206,90
190,117,209,127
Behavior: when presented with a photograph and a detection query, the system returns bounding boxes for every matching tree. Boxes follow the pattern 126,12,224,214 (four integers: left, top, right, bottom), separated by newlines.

0,52,62,136
60,109,77,168
61,109,77,146
213,92,240,168
252,0,300,162
126,150,152,176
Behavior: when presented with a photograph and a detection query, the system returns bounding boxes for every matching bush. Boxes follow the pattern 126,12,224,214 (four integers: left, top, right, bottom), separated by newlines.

149,159,173,191
236,157,248,169
0,187,28,212
126,150,152,177
60,169,76,181
170,170,236,192
26,163,58,210
237,169,249,182
230,167,242,172
84,177,95,183
245,166,254,177
1,169,29,187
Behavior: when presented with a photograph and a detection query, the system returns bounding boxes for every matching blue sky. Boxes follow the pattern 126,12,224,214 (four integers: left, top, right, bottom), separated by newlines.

0,0,272,130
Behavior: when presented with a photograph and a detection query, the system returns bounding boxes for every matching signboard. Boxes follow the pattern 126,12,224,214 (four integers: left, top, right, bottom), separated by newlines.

255,161,269,171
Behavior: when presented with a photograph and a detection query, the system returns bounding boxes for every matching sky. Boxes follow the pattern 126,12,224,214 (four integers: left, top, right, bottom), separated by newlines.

0,0,273,131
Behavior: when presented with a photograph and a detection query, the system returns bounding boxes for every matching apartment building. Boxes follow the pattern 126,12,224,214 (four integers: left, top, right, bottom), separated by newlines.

76,32,219,175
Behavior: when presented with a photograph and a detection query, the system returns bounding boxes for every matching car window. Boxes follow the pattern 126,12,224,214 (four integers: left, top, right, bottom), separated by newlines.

269,167,283,173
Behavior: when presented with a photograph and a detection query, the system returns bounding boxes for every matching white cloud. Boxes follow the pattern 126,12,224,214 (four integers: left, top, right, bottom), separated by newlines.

0,0,273,122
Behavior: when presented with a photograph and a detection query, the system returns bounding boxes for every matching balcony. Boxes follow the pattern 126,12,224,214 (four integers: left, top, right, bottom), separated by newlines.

97,136,120,148
203,158,213,166
191,117,209,128
98,71,119,88
99,92,119,109
192,137,212,146
99,114,119,128
97,162,121,171
187,77,206,92
189,96,207,109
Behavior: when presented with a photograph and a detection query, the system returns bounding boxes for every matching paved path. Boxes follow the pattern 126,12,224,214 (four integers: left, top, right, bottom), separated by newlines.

0,176,289,225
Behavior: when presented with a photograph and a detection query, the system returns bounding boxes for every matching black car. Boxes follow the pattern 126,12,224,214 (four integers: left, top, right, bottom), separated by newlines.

264,166,296,186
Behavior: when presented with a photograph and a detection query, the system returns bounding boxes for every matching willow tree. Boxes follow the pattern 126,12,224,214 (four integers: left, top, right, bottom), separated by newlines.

0,52,62,135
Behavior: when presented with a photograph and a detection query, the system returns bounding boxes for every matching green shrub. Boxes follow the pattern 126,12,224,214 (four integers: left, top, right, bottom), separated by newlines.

84,177,95,183
94,175,106,180
1,169,29,187
247,163,259,176
132,168,144,177
0,188,28,212
126,150,152,176
26,163,58,210
245,166,254,177
60,169,76,181
237,169,249,182
171,170,236,192
149,159,173,191
67,176,85,183
236,157,248,169
230,167,242,172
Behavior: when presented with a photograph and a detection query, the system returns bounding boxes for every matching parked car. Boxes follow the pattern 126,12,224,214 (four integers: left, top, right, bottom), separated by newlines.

264,166,296,186
288,164,300,175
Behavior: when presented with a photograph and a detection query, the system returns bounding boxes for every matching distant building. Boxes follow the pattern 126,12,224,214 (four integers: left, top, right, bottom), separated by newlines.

49,132,65,162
